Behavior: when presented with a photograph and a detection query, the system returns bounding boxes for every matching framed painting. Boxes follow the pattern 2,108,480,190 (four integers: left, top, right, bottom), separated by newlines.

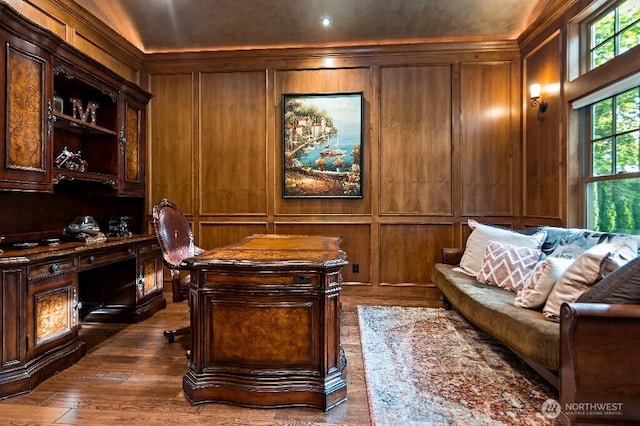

282,92,363,198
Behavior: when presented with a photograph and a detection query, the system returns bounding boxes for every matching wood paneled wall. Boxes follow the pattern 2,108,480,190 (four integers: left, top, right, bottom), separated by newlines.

144,45,522,295
523,31,565,225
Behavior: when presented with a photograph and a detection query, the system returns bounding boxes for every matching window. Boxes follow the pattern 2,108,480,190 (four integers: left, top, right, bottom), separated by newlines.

589,0,640,70
585,87,640,233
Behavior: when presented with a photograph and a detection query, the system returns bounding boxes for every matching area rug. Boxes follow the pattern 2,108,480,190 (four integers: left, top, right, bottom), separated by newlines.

358,306,556,425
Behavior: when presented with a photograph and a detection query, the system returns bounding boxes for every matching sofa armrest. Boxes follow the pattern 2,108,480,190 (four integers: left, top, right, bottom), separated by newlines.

441,248,463,265
560,302,640,423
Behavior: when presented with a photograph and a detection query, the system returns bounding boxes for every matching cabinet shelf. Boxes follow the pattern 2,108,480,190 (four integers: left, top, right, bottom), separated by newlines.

52,169,118,188
52,112,117,136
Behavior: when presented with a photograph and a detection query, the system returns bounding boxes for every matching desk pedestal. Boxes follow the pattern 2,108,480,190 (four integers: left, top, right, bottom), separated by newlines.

183,234,347,410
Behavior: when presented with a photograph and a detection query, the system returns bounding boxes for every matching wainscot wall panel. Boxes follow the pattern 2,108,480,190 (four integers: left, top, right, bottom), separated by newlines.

380,65,453,216
460,61,516,217
199,223,269,251
379,224,453,286
148,73,196,216
523,32,564,221
199,71,268,216
143,45,522,293
274,223,372,285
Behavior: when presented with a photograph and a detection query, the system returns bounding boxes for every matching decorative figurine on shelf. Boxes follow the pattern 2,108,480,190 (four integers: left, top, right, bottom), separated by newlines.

55,146,88,172
70,97,99,124
65,215,106,244
107,216,132,237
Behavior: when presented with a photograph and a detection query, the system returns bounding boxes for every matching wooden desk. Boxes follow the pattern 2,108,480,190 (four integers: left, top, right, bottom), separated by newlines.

0,235,165,399
182,234,348,410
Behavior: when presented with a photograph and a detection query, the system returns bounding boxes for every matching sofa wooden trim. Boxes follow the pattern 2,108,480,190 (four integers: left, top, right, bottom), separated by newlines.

560,303,640,424
435,248,640,424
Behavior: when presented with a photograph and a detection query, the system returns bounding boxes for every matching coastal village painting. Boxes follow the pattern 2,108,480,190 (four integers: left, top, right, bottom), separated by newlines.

282,92,363,198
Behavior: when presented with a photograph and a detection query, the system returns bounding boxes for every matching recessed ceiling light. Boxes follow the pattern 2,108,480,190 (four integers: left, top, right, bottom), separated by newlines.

322,17,332,27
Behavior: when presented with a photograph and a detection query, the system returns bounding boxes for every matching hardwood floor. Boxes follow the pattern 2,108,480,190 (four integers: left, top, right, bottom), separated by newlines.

0,290,441,425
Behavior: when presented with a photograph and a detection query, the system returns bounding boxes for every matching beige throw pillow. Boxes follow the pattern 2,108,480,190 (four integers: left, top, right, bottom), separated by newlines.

543,239,638,321
514,257,574,309
457,220,546,277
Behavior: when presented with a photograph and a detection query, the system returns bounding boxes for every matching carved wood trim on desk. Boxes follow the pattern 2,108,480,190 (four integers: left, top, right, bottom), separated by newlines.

183,234,348,411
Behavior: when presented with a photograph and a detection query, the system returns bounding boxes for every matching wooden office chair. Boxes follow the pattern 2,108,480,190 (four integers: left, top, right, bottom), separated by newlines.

152,198,204,343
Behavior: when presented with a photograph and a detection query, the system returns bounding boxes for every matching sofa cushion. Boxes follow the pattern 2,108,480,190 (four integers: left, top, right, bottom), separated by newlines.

515,257,574,309
543,239,638,321
600,237,639,277
458,220,546,277
432,263,560,371
539,226,640,258
577,255,640,304
477,241,541,292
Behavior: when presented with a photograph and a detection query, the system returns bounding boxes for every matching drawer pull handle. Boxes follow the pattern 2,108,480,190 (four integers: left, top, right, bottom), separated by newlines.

50,263,59,273
293,276,311,284
88,255,95,264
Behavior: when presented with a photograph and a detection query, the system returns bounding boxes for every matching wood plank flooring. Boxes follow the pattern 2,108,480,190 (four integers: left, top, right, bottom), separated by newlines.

0,291,440,425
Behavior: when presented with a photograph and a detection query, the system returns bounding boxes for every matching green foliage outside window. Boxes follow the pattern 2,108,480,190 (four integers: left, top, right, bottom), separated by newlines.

585,1,640,233
588,178,640,233
588,87,640,233
590,0,640,69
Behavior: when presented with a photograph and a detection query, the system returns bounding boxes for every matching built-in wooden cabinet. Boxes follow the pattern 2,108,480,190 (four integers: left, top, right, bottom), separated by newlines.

26,262,80,360
118,95,147,196
0,4,161,401
0,4,151,197
0,33,52,192
0,236,164,400
51,61,120,188
0,266,26,370
135,239,163,313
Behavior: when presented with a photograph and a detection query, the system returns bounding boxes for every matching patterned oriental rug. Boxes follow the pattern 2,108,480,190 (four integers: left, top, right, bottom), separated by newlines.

358,306,557,425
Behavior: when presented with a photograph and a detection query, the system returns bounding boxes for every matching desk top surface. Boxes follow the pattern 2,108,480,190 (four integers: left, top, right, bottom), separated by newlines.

185,234,348,269
0,234,156,265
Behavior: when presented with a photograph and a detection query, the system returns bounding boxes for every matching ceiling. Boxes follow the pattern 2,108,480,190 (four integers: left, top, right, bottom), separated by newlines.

73,0,553,53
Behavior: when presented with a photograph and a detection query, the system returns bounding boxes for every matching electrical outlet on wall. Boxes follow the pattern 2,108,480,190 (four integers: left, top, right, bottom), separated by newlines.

352,263,359,273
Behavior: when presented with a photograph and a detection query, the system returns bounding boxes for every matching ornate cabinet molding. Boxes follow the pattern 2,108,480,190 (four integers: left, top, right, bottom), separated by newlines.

0,37,52,192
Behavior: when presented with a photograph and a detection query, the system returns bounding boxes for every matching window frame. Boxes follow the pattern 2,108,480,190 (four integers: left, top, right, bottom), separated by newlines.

567,0,640,230
586,0,640,71
581,85,640,232
584,86,640,179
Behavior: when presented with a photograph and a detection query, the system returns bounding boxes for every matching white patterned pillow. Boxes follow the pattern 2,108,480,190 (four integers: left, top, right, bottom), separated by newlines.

477,241,542,292
457,220,546,277
514,257,574,309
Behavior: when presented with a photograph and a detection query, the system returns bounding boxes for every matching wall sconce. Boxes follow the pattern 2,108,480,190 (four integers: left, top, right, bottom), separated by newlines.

529,83,548,121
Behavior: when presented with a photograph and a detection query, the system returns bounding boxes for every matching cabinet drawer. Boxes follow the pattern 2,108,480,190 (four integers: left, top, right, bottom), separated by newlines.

28,258,77,281
203,272,320,287
79,246,135,269
138,240,160,255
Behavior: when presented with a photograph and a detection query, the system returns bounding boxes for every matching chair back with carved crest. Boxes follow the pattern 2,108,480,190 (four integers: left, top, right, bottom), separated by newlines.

152,198,203,303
